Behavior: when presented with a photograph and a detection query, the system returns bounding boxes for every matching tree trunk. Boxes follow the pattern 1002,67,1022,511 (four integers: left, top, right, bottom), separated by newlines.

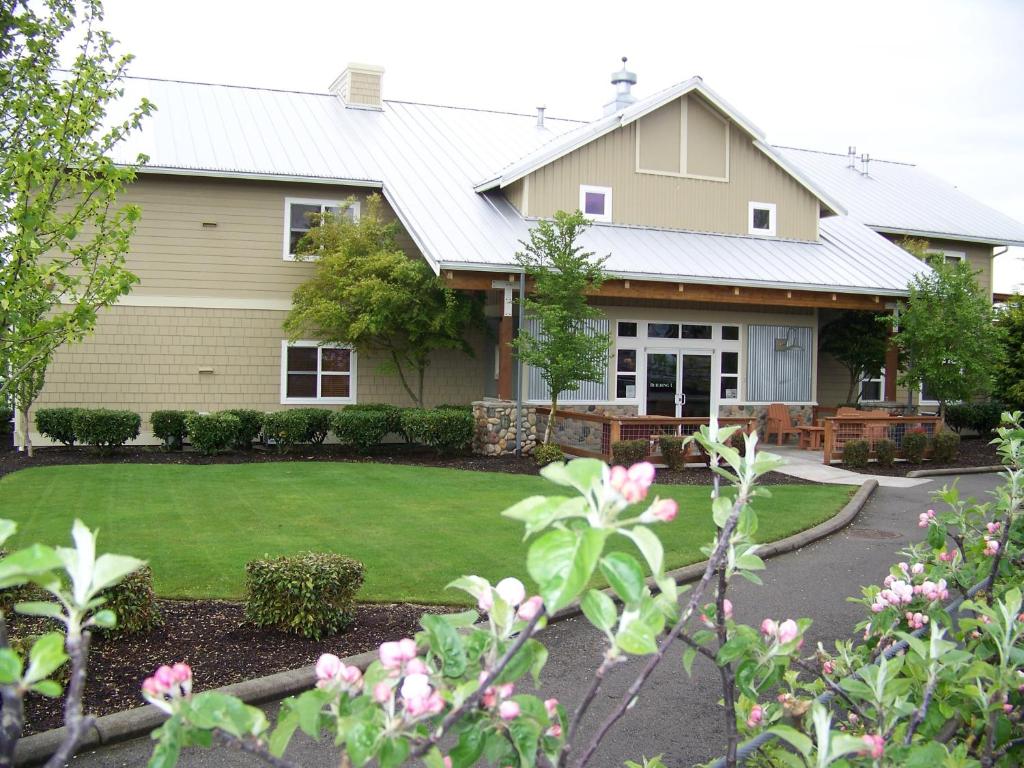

846,370,858,405
544,395,557,445
18,406,32,457
389,349,423,407
417,366,425,410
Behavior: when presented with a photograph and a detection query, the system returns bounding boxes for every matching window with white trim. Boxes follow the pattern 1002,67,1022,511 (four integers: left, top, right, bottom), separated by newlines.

748,202,777,237
860,369,885,402
935,249,965,263
283,198,360,260
579,185,612,223
281,341,356,404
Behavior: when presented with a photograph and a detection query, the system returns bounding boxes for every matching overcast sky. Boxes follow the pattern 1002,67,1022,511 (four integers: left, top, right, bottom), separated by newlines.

97,0,1024,292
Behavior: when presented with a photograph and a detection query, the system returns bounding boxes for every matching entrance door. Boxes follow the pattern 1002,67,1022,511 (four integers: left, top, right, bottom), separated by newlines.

645,351,713,417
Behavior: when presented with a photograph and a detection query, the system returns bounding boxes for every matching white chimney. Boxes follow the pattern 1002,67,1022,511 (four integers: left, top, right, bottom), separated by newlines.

330,63,385,110
536,106,546,129
602,57,637,116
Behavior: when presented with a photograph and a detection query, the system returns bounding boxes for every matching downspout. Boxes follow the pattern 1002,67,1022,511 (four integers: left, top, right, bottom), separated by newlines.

515,270,525,455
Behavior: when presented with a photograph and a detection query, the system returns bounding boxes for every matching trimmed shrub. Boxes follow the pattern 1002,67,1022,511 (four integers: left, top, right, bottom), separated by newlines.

902,429,928,464
943,403,972,434
333,408,395,453
244,552,365,640
222,408,263,449
874,439,896,468
99,565,162,636
73,409,140,453
0,407,12,436
969,402,1004,436
35,407,83,446
262,410,311,454
289,408,334,444
842,439,870,469
185,412,240,456
933,431,961,464
611,439,648,467
343,404,405,435
151,410,191,450
401,408,474,456
659,436,687,472
436,404,472,413
533,442,564,467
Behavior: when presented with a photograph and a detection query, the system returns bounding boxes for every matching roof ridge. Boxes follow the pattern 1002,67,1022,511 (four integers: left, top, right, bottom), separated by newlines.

773,144,916,167
384,98,584,123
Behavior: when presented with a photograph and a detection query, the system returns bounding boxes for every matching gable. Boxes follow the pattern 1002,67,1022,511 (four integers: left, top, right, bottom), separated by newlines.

636,94,729,180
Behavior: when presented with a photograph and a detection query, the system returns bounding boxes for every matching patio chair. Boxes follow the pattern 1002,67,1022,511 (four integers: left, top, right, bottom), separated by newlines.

765,403,802,446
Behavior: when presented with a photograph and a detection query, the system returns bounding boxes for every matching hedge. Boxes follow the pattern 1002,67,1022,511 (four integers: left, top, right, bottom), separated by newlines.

185,412,240,456
343,404,405,436
658,436,687,472
842,439,870,469
933,431,961,463
533,443,564,467
944,402,1004,436
874,439,896,468
151,410,191,450
401,408,474,456
0,408,13,437
902,430,928,464
333,408,397,453
222,408,263,449
35,407,83,446
244,552,365,640
289,408,335,445
72,409,140,453
99,565,162,636
262,410,310,454
611,439,648,466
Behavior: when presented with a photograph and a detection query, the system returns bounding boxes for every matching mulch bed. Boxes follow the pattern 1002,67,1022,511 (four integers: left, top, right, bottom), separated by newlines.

16,599,460,736
836,436,1001,477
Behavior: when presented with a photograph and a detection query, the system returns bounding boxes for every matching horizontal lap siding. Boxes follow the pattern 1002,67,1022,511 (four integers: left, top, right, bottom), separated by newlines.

28,306,488,444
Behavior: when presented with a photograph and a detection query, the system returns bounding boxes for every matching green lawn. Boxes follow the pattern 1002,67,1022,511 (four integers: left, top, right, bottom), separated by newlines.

0,463,854,604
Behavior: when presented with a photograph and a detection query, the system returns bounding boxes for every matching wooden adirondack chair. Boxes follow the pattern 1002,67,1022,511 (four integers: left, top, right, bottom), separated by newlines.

765,403,801,446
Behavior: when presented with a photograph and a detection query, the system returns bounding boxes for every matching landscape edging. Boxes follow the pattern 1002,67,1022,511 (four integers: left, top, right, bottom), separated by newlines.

906,465,1003,478
14,480,877,766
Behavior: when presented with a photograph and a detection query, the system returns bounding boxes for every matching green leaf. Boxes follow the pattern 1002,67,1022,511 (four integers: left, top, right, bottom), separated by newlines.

30,680,62,698
24,632,67,684
540,458,604,496
91,609,117,628
716,635,752,665
90,554,145,595
14,601,63,619
581,589,618,633
0,544,63,588
0,521,17,548
379,738,410,768
768,725,812,757
621,526,664,578
269,711,299,757
734,553,765,571
495,638,547,686
527,527,608,613
711,495,734,529
501,495,585,537
616,611,658,655
421,613,467,678
0,648,23,684
599,552,646,606
449,726,485,768
682,646,697,676
927,522,946,550
508,714,541,768
422,747,447,768
345,720,379,767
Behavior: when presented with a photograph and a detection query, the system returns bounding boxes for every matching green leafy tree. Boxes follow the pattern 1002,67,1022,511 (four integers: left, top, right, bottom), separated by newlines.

283,195,483,407
818,311,890,404
893,250,1003,419
513,211,610,444
994,293,1024,410
0,0,152,401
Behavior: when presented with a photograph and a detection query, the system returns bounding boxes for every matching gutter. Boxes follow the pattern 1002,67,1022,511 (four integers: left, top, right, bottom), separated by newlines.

870,226,1024,249
134,166,384,189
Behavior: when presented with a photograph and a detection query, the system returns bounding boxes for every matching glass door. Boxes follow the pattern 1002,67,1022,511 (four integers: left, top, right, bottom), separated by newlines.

645,352,678,416
680,353,712,417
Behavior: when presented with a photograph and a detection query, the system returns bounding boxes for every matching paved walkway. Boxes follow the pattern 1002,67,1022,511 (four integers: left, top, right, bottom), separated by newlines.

64,472,1003,768
770,444,931,488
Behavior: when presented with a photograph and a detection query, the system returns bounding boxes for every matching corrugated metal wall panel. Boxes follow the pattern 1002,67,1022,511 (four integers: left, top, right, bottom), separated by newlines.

526,317,610,402
746,324,813,402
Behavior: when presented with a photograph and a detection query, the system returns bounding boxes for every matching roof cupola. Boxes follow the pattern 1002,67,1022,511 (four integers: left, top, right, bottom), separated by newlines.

602,57,637,115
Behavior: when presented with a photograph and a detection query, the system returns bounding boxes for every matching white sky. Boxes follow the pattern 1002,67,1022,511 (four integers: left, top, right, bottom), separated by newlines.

98,0,1024,292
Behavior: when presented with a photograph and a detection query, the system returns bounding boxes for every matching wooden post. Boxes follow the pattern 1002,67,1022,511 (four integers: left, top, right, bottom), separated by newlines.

884,329,899,402
608,419,622,461
823,418,834,465
497,312,514,400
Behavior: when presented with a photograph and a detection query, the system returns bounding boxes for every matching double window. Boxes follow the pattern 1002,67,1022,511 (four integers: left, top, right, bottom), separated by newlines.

860,370,885,402
280,341,356,404
283,197,360,260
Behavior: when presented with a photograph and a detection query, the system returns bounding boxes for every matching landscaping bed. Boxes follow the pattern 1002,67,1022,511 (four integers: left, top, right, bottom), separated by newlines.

840,436,1000,477
15,599,459,736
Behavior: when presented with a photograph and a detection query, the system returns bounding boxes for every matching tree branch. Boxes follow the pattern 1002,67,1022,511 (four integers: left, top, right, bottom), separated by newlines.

43,632,95,768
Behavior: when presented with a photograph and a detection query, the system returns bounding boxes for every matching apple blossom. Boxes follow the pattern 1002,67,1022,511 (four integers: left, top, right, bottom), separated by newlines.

983,538,1000,557
373,682,393,704
406,657,429,676
443,757,452,768
822,660,835,675
746,705,763,727
911,563,925,575
142,663,193,714
723,599,733,620
609,462,656,503
517,595,544,621
760,618,778,637
478,590,494,612
499,700,521,720
938,549,954,562
777,619,799,644
314,653,363,692
640,498,679,524
496,577,526,607
547,724,563,738
545,698,559,718
861,733,885,759
379,638,418,669
987,521,1001,534
918,509,935,528
315,653,342,682
402,673,444,718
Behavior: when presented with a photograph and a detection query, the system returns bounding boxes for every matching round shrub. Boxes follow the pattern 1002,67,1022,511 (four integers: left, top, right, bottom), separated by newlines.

343,404,404,435
185,412,240,456
842,439,870,469
333,408,396,453
401,407,474,456
943,403,972,434
611,439,648,466
244,552,365,640
933,431,961,464
99,565,162,636
289,408,334,444
533,442,564,467
874,438,896,468
35,407,84,446
222,408,263,449
658,436,687,471
151,410,191,450
968,402,1004,436
902,430,928,464
0,407,13,437
436,404,472,413
72,408,140,453
262,410,311,454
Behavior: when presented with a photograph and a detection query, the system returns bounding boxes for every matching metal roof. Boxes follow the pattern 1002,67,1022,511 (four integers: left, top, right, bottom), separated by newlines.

775,147,1024,247
111,76,931,295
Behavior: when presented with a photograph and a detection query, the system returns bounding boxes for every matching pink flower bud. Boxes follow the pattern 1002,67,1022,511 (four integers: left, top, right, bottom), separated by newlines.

401,673,432,702
723,599,733,621
760,619,777,637
641,498,678,523
478,590,494,611
861,733,884,759
171,663,191,683
496,577,526,607
316,653,342,682
443,757,452,768
746,705,763,727
545,698,559,718
849,712,859,724
341,666,363,686
497,683,515,699
547,723,563,738
373,682,392,703
406,658,429,676
911,563,924,575
1004,703,1014,713
987,521,1001,534
142,677,161,697
517,595,544,621
822,660,834,675
154,665,176,689
499,700,520,721
380,639,418,669
627,461,656,488
777,620,799,645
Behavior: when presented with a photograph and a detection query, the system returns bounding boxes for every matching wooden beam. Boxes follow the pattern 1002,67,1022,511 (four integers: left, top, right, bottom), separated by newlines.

442,271,890,311
884,328,899,401
497,312,514,400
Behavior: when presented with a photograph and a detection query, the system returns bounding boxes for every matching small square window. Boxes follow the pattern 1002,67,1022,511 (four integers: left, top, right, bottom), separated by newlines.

579,185,612,223
647,322,679,339
681,324,712,340
616,349,637,373
281,341,357,404
747,201,777,237
618,321,638,337
721,325,740,341
722,351,739,375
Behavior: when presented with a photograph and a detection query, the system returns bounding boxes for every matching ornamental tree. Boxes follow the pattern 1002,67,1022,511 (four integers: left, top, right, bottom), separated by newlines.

0,0,151,401
893,248,1003,419
283,195,483,407
994,293,1024,410
818,311,890,404
512,211,610,444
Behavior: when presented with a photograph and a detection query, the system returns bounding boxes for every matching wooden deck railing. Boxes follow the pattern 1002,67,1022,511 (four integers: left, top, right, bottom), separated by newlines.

535,406,755,464
821,415,944,464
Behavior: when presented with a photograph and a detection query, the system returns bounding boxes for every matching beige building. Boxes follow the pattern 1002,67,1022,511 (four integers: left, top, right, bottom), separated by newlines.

21,61,1024,445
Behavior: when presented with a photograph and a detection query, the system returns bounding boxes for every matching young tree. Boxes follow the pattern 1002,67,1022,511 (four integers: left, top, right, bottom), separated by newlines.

284,195,483,407
893,255,1003,419
818,310,890,404
994,293,1024,410
0,0,151,400
513,210,610,444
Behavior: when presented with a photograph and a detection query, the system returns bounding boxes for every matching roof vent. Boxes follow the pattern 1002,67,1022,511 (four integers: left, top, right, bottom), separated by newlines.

847,146,857,170
860,153,871,177
536,106,546,129
329,63,385,110
602,57,637,116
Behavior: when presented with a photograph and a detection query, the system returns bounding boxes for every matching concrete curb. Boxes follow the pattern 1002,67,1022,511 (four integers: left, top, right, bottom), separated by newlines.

15,481,877,766
906,465,1003,478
